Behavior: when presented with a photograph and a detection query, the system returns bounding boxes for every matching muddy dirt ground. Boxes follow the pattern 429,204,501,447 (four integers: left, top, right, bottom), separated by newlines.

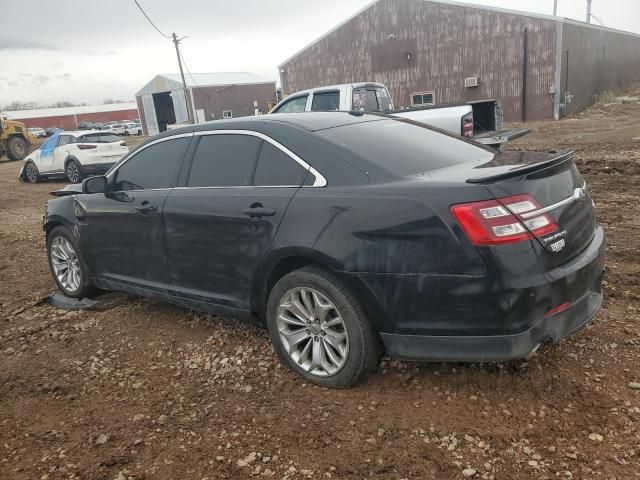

1,99,639,480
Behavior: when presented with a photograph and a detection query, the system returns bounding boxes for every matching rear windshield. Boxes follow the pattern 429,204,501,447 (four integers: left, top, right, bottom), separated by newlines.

318,119,494,175
77,133,121,143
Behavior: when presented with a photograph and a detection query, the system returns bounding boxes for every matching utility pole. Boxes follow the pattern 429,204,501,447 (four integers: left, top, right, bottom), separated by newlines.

172,32,194,124
586,0,592,23
553,0,558,16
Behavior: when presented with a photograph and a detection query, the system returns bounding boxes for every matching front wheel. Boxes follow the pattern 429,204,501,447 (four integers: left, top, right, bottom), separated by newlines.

24,161,40,183
47,226,93,298
66,160,83,183
266,266,381,388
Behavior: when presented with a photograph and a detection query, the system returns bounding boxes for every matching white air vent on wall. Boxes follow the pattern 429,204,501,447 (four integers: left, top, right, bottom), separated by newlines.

464,77,480,88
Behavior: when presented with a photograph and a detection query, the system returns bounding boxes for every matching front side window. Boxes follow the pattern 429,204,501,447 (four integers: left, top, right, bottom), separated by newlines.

187,134,261,187
310,91,340,111
253,141,310,186
113,137,190,191
58,135,75,146
273,95,308,113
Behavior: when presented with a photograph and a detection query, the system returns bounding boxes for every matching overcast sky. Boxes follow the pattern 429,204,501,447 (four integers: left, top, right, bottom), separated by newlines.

1,0,638,107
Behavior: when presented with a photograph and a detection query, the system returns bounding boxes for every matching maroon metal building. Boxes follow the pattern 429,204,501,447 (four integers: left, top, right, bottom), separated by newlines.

135,72,276,135
278,0,640,121
4,103,139,130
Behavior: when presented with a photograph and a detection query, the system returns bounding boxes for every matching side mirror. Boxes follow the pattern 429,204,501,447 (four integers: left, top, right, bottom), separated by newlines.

82,175,108,194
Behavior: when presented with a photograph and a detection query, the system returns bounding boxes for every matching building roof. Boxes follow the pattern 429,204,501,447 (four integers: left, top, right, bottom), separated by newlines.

279,0,640,67
136,72,275,96
5,102,138,120
162,72,275,87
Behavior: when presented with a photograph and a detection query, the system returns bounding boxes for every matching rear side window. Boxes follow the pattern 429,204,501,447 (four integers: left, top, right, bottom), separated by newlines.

318,119,494,175
310,91,340,111
77,133,121,143
113,137,189,191
187,134,261,187
273,95,308,113
254,141,309,186
352,87,393,113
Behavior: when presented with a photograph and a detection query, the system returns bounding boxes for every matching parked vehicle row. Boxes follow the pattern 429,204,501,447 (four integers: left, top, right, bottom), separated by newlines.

43,112,604,387
20,130,129,184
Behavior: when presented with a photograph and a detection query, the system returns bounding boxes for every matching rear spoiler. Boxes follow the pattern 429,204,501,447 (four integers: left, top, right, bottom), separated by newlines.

467,150,574,184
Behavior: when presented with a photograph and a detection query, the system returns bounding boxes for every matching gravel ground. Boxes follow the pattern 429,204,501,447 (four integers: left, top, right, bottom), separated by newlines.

1,100,639,480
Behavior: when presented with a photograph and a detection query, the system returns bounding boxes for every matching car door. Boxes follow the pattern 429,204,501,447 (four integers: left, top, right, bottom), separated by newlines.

49,133,76,172
79,134,192,291
163,131,314,310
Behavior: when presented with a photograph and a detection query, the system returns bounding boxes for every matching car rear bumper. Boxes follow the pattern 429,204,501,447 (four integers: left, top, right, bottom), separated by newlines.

380,278,602,361
81,162,115,175
355,225,605,361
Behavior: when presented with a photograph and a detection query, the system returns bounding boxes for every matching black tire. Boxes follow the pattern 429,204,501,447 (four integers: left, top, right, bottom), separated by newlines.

266,266,381,388
24,161,40,183
65,159,83,184
137,130,142,136
46,226,94,298
124,131,130,136
7,136,29,161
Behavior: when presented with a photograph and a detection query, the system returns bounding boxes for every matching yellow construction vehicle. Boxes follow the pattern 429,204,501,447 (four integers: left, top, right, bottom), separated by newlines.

0,113,36,161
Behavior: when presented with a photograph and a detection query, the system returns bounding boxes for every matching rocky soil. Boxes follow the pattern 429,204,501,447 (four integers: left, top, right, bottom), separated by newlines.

1,99,639,479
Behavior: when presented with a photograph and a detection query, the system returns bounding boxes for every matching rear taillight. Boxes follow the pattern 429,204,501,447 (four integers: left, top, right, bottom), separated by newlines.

462,112,473,138
450,194,557,246
77,144,97,150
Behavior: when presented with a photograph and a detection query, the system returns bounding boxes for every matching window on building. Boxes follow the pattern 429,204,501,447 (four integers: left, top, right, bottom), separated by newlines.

253,141,310,186
223,110,233,119
113,137,190,191
187,134,261,187
310,91,340,111
411,92,435,107
272,95,308,113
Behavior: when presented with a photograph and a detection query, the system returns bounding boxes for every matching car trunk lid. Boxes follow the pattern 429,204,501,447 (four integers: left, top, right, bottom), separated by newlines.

466,149,597,264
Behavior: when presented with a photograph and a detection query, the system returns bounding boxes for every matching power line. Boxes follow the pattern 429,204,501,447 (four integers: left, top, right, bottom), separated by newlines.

178,47,198,88
133,0,171,38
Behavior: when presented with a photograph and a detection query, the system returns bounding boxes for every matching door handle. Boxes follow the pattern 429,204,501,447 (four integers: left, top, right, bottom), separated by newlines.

242,206,276,219
135,201,157,214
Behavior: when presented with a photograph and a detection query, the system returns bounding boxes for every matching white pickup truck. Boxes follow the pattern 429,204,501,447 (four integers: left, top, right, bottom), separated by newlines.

270,82,529,148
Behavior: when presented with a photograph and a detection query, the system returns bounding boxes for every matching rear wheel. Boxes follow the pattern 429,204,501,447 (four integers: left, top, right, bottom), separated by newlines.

24,161,40,183
124,131,130,136
266,266,381,388
66,160,83,183
7,136,28,161
47,226,93,298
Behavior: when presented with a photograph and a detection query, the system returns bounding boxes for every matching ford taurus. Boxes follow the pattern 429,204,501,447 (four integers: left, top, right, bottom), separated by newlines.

43,112,605,387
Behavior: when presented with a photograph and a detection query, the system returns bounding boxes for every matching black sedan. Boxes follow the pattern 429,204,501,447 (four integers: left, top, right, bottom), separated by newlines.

44,112,605,387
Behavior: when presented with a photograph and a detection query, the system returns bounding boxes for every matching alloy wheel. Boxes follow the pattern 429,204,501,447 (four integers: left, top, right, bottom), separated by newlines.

276,287,349,377
50,236,81,292
67,162,80,183
25,164,38,183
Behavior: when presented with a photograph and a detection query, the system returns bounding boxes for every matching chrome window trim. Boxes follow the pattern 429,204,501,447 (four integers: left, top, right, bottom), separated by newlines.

519,182,587,219
193,129,327,187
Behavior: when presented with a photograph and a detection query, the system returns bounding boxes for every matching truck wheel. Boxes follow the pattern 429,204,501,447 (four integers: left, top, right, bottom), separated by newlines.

7,136,28,161
266,266,382,388
66,160,83,183
24,162,40,183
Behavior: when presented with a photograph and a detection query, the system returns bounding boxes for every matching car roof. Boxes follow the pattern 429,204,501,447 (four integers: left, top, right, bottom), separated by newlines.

156,112,386,139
